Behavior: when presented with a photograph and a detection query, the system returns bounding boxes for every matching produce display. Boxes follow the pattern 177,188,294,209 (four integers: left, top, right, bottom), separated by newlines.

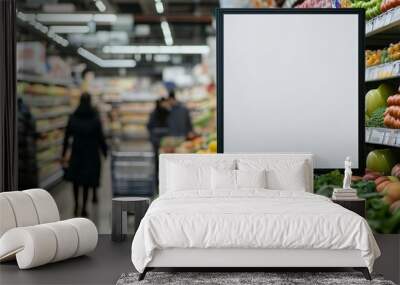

351,0,383,20
366,148,397,174
365,83,400,128
315,163,400,233
160,133,217,154
366,42,400,67
159,83,216,154
380,0,400,12
366,107,386,127
351,0,400,20
295,0,332,8
384,93,400,128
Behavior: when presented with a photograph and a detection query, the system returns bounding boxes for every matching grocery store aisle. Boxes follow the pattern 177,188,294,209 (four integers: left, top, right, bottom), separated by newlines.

51,158,113,234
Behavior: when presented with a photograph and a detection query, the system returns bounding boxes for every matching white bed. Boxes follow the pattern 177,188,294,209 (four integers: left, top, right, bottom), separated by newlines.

131,153,380,280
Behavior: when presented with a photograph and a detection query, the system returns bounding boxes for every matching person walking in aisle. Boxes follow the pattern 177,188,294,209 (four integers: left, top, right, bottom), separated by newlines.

166,90,193,138
62,93,108,217
147,98,170,188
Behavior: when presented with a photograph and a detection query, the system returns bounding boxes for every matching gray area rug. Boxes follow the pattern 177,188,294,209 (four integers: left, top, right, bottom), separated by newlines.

116,272,395,285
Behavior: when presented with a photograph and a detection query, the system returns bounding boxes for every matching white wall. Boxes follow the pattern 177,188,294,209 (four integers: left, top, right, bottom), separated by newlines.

222,13,360,169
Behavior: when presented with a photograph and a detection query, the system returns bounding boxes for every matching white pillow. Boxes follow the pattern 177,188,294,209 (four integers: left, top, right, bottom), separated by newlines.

211,169,267,190
167,163,210,191
237,169,267,189
211,168,236,190
237,159,308,191
166,159,235,191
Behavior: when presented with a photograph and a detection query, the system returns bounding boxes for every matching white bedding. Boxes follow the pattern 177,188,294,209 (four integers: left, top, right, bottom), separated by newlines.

131,190,380,273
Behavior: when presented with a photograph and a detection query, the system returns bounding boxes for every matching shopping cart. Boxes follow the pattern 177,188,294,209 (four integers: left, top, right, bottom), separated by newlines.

111,151,155,197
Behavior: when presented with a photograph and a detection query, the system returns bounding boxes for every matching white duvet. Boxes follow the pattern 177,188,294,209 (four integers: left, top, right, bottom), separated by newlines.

131,190,380,273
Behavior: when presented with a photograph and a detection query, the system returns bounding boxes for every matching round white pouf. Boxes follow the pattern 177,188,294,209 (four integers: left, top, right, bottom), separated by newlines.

42,221,79,262
0,226,57,269
65,218,98,257
24,189,60,223
0,196,17,237
1,191,39,227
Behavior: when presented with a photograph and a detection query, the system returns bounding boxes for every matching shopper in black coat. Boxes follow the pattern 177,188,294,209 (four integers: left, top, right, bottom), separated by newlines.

62,93,108,217
147,98,170,188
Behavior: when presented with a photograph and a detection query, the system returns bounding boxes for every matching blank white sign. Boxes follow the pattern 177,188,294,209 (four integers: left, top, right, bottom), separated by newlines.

221,13,360,169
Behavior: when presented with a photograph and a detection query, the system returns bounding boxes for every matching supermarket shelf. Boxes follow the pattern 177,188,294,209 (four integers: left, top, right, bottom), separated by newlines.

37,138,64,151
39,169,64,189
118,133,149,140
18,74,75,87
366,6,400,37
121,120,147,125
20,94,71,107
34,109,72,119
37,153,61,165
36,122,67,133
365,60,400,82
365,127,400,148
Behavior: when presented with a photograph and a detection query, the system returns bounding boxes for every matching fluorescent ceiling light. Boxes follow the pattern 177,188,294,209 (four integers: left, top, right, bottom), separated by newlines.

154,54,170,62
160,20,173,46
102,45,210,55
93,14,117,23
35,13,116,23
37,13,92,23
155,0,164,14
49,25,90,34
77,47,136,68
95,0,107,12
32,21,49,33
48,32,69,47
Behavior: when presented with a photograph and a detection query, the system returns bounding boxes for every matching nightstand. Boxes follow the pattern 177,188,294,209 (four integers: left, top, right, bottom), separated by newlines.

332,198,366,218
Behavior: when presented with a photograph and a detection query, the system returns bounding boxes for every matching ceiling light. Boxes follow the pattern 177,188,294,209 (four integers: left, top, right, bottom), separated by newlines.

32,21,49,33
154,54,170,62
101,60,136,68
94,0,107,13
49,25,90,34
160,20,173,46
155,0,164,14
93,14,117,23
37,13,92,23
35,13,116,24
77,47,136,68
102,45,210,55
48,32,69,47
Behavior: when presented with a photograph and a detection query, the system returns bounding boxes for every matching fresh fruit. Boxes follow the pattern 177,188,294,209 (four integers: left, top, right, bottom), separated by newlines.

208,140,217,153
387,176,400,182
375,176,389,185
392,164,400,178
389,200,400,214
365,89,386,116
363,172,381,181
366,149,396,175
377,180,392,192
377,83,394,100
383,182,400,201
382,195,394,205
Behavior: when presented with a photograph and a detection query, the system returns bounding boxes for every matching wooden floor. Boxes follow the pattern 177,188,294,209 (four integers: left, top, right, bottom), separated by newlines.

0,235,133,285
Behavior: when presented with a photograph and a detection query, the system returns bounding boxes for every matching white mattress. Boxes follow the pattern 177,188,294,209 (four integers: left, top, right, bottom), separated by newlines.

131,190,380,273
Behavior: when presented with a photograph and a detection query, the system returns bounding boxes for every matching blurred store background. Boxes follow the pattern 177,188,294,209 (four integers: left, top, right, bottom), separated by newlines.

16,0,400,235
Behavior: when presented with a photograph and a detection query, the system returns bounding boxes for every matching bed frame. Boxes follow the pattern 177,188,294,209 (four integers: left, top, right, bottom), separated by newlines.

139,154,372,281
139,248,370,280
